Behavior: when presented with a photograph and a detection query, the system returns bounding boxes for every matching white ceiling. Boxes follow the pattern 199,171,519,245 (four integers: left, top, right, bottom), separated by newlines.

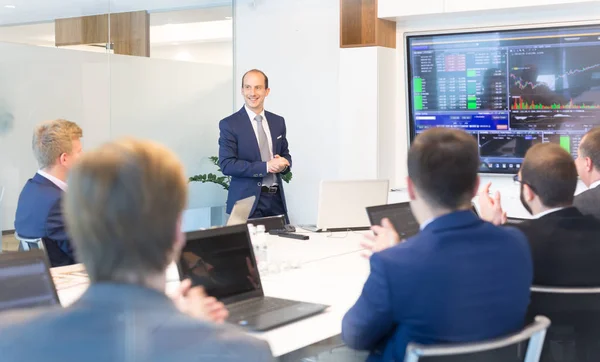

0,7,232,46
0,0,232,26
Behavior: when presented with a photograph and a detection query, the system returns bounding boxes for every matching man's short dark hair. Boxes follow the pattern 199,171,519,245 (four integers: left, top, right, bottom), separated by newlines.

407,128,479,209
521,143,577,207
242,69,269,89
579,127,600,170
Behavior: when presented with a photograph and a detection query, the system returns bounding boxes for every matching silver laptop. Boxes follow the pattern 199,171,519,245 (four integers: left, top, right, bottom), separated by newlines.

226,196,256,226
0,250,60,312
177,224,328,331
301,179,389,232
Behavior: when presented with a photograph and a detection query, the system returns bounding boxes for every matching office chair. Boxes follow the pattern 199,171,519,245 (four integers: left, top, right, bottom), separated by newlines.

404,315,550,362
14,232,45,251
528,285,600,362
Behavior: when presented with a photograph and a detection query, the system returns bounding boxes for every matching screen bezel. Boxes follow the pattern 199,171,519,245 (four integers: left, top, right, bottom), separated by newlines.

177,224,264,304
404,21,600,175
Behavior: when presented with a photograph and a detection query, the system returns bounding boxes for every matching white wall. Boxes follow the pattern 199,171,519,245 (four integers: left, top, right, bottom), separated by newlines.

379,0,599,18
235,0,341,224
151,41,233,65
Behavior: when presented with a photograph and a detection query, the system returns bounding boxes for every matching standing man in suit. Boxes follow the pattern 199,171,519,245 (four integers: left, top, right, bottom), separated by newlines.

574,127,600,219
479,143,600,286
342,128,533,362
0,139,273,362
218,69,292,221
15,119,83,267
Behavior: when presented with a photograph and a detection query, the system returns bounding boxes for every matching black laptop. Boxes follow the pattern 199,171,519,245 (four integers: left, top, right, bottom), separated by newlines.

0,250,60,312
366,202,421,239
177,224,328,331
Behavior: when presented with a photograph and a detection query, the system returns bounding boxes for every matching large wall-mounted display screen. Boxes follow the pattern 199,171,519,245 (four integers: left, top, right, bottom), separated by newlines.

406,24,600,173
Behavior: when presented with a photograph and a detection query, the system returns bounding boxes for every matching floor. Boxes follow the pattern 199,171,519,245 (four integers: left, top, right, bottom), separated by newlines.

2,233,19,252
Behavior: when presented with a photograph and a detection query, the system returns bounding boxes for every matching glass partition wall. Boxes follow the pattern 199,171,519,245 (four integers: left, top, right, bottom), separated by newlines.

0,0,234,236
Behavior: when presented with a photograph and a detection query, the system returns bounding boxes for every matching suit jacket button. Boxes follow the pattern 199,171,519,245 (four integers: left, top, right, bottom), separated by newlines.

253,174,258,177
257,182,261,186
259,174,263,177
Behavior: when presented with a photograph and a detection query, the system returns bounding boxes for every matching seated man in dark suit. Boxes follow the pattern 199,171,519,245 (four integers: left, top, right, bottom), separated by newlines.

479,142,600,286
14,119,83,267
0,139,273,362
574,127,600,220
342,128,533,362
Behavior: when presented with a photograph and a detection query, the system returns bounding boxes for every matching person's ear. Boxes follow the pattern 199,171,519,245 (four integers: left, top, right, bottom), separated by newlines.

407,177,416,201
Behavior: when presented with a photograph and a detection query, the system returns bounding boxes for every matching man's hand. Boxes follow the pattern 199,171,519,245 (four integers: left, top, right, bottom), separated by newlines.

268,155,289,173
360,218,401,259
477,182,507,226
169,279,229,323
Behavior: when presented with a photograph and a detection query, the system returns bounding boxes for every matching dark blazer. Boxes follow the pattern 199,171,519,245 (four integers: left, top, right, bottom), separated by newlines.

342,211,533,362
0,283,274,362
218,107,292,215
14,173,74,267
512,207,600,286
574,187,600,220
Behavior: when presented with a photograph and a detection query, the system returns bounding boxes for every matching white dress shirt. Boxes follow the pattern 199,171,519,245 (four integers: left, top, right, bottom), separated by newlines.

37,170,67,191
534,207,566,219
590,180,600,189
244,105,278,184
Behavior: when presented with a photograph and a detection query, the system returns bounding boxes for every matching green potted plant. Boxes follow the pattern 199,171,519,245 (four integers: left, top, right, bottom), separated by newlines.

189,156,292,190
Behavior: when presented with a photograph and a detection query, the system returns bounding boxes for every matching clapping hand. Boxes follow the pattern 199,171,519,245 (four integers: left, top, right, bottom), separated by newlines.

360,218,402,259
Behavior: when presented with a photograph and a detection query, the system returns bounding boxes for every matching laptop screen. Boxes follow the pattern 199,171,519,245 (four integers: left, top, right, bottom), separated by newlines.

367,202,421,239
178,224,261,300
0,250,60,312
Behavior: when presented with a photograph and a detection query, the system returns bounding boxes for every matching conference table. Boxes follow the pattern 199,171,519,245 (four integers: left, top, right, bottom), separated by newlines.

50,230,372,361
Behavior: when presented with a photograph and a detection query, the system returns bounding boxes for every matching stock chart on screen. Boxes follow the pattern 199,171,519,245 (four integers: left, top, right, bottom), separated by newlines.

406,24,600,173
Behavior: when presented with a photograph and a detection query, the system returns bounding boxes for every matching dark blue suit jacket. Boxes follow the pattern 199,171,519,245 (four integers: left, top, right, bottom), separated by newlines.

218,107,292,215
342,211,533,362
14,173,75,267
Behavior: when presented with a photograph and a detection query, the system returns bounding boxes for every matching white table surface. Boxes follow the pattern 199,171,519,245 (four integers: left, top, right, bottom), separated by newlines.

51,230,371,357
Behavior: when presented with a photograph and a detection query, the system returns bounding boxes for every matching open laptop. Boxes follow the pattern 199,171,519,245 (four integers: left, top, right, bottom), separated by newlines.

300,179,389,232
226,196,256,226
366,202,420,239
0,250,60,312
177,224,328,331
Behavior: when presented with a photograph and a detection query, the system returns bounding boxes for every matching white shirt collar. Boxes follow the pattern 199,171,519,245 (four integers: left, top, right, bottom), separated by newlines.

37,170,67,191
420,217,435,231
590,180,600,189
244,105,266,122
534,207,566,219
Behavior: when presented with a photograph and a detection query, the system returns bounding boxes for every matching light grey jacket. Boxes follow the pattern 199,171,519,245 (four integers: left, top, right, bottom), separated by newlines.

0,283,274,362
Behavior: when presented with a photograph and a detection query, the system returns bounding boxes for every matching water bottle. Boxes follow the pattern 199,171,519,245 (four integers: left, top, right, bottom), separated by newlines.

255,225,268,274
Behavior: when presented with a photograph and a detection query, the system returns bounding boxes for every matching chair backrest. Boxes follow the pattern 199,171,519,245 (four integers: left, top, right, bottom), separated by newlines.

14,232,45,252
404,316,550,362
528,286,600,362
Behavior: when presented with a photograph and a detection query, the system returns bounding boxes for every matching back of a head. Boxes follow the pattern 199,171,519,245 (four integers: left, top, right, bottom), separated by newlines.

580,127,600,170
32,119,82,169
521,143,577,207
408,128,479,209
63,138,188,283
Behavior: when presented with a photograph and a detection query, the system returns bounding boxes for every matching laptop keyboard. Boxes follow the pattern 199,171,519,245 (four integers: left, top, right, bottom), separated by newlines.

228,297,298,318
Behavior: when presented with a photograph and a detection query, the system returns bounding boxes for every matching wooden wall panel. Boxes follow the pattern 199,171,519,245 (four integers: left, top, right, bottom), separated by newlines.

340,0,396,48
55,11,149,57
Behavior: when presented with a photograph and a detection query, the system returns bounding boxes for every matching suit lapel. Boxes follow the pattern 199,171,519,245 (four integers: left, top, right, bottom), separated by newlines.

237,107,262,160
265,111,279,155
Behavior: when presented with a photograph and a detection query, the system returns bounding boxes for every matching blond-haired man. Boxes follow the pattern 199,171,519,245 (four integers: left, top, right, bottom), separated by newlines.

1,138,273,362
15,119,83,266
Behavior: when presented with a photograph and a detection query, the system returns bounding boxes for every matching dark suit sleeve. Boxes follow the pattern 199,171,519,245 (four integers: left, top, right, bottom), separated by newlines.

46,198,74,260
342,253,394,350
279,117,292,175
218,119,269,178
